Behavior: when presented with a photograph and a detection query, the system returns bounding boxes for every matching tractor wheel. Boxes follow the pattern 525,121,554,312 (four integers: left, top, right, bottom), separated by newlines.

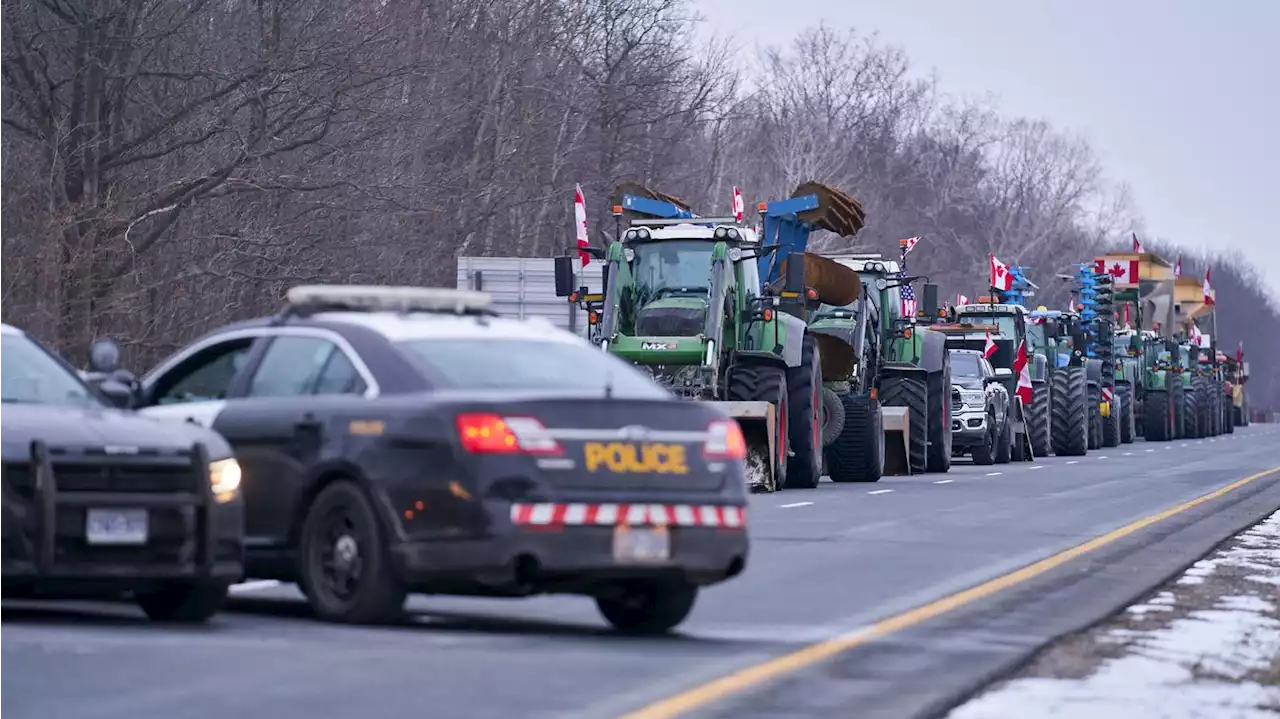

1087,383,1103,450
1144,389,1171,441
1028,380,1052,458
1223,391,1235,434
1102,388,1120,448
1117,385,1134,444
784,336,822,489
820,387,846,447
826,393,884,483
879,374,928,475
727,364,789,492
1051,367,1089,456
925,357,952,473
1171,384,1186,439
1190,378,1208,438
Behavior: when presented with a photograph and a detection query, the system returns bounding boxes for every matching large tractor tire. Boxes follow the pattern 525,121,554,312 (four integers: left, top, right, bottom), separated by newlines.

1102,387,1121,448
727,365,789,492
1144,389,1172,441
1117,384,1135,444
1087,383,1103,450
880,373,928,475
1027,379,1052,458
820,387,846,447
784,336,822,489
1051,367,1089,456
925,354,953,473
1223,391,1235,434
1171,384,1186,439
826,393,884,483
1191,378,1209,438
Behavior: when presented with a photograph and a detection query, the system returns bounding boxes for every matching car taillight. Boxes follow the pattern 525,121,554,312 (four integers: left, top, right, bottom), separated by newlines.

454,414,562,455
704,420,747,460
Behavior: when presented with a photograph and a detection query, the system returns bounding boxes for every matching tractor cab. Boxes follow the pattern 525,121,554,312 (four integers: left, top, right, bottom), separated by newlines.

947,300,1029,370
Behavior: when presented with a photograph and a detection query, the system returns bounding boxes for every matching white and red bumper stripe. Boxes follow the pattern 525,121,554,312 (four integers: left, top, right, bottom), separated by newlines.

510,503,746,529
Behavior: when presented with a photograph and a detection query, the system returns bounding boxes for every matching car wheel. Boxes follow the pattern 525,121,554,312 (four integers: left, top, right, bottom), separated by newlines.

135,580,230,623
596,580,698,635
299,480,407,624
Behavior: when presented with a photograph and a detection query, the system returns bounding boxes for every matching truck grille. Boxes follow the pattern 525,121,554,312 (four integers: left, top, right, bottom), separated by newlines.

951,388,963,411
3,457,198,500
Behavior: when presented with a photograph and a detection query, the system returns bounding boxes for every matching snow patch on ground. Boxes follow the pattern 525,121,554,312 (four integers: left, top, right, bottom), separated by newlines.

948,510,1280,719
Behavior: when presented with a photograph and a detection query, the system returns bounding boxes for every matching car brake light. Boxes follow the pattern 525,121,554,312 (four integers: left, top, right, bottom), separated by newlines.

455,414,562,455
704,420,747,460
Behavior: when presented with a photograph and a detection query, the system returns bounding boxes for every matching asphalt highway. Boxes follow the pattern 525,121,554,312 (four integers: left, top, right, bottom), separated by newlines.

5,426,1280,719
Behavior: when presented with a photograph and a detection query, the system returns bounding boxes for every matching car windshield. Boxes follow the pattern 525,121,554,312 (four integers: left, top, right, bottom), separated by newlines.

1,333,100,408
951,352,984,377
396,338,671,398
631,239,713,300
957,313,1017,337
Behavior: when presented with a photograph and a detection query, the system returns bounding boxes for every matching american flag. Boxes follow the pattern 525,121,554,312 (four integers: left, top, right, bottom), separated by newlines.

900,270,916,317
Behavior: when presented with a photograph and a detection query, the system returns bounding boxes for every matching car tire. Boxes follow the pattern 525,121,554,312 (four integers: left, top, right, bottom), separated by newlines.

596,580,698,635
971,417,996,466
994,410,1012,464
299,480,407,624
136,580,230,623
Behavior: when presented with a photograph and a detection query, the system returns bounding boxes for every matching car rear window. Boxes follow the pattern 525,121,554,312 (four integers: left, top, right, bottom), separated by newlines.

396,338,671,397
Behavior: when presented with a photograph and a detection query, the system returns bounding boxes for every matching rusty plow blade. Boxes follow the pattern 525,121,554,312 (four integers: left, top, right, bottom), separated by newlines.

778,252,863,307
792,181,868,238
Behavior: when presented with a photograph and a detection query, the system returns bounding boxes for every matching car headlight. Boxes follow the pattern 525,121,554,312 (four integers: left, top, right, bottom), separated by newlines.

209,458,242,501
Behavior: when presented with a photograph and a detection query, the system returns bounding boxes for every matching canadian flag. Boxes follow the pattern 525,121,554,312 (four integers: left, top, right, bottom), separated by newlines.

984,332,997,359
732,186,745,223
1237,341,1243,364
990,254,1013,291
957,294,969,306
1013,340,1033,406
899,236,921,255
1132,232,1142,253
574,184,590,266
1174,255,1182,279
1203,267,1214,305
1100,258,1139,285
1191,324,1203,343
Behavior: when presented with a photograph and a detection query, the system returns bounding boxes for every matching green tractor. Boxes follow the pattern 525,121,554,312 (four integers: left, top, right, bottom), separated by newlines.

804,253,950,479
1137,331,1183,441
1025,308,1091,456
1111,329,1141,444
554,183,865,492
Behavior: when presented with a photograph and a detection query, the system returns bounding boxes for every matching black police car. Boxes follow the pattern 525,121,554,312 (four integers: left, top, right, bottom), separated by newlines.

99,286,750,634
1,324,245,622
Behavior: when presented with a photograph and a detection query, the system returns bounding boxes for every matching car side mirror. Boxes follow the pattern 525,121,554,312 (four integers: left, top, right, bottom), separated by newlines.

88,338,122,373
993,367,1013,378
88,369,141,410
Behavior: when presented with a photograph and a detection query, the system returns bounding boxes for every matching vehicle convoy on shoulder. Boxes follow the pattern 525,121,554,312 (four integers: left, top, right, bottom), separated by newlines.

946,348,1012,465
1,323,245,623
83,286,749,634
555,182,869,491
1024,307,1091,456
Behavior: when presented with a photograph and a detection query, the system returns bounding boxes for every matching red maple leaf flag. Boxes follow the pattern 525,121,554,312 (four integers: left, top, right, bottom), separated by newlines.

1237,341,1243,364
1132,232,1142,253
732,186,745,223
990,253,1013,291
1174,255,1182,279
957,294,969,306
1104,258,1139,284
574,184,590,266
984,332,997,359
1013,340,1033,406
1203,267,1214,305
899,236,921,255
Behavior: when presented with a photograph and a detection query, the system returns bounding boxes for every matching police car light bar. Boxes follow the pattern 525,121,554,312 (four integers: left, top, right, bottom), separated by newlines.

286,285,494,315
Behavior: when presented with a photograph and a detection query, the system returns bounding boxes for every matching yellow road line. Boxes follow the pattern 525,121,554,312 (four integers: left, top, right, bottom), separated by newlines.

620,465,1280,719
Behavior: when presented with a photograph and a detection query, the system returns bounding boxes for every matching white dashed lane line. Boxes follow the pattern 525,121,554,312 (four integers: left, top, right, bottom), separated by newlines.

985,472,1002,476
1066,460,1079,465
779,501,813,508
867,489,894,495
1029,465,1044,470
934,479,955,485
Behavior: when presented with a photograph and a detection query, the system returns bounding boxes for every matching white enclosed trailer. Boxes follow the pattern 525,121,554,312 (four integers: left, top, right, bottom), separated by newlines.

455,256,604,337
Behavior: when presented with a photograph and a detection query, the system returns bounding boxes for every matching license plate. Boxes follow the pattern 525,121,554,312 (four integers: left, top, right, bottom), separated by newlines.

85,508,149,545
612,524,671,564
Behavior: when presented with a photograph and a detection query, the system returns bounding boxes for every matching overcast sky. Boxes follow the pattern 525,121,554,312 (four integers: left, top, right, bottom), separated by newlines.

696,0,1280,300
